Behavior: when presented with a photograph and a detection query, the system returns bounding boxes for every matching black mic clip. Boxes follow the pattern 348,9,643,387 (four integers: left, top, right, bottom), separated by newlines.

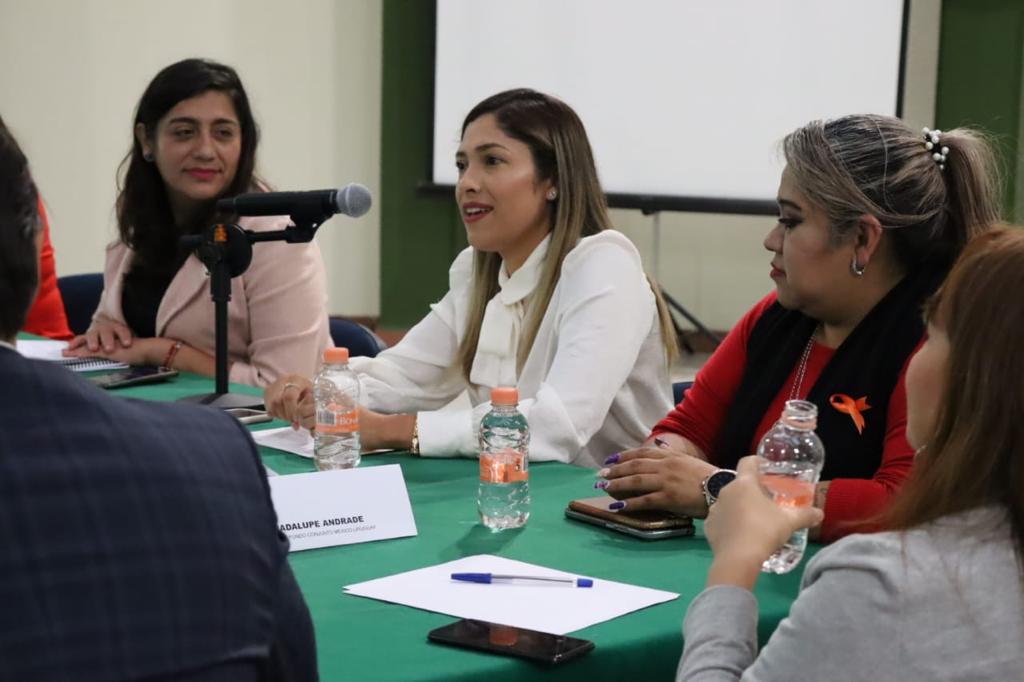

179,223,254,279
279,211,328,244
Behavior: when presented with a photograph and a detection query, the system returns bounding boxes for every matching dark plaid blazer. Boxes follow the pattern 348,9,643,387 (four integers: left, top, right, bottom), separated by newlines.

0,348,317,681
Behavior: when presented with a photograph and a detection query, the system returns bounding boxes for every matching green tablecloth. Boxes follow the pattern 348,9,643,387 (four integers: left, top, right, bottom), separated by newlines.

108,372,814,680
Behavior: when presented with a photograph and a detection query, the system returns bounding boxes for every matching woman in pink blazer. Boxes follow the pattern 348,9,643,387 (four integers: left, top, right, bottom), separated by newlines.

66,59,330,386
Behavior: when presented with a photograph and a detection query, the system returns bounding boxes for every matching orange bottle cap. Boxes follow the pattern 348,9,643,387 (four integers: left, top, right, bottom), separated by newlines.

490,387,518,405
324,347,349,363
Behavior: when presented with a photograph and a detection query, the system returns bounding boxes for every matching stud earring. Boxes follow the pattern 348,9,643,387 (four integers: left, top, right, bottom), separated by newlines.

851,256,866,277
546,188,558,200
143,152,154,162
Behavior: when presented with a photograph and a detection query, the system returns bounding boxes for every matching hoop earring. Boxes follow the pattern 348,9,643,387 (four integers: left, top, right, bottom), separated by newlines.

850,256,866,277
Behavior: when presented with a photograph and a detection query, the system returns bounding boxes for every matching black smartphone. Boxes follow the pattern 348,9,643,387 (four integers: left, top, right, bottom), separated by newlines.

565,496,695,540
224,408,273,426
427,619,594,665
86,366,179,389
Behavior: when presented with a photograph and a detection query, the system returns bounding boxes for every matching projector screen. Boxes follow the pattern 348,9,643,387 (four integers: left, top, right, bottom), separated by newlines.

433,0,907,213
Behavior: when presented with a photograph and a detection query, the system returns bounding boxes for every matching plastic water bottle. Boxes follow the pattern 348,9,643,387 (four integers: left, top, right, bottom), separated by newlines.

758,399,825,574
313,347,361,470
477,387,530,531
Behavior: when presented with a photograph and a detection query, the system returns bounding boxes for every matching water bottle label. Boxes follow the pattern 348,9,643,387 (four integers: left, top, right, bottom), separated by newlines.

760,474,815,507
479,449,528,483
315,404,359,434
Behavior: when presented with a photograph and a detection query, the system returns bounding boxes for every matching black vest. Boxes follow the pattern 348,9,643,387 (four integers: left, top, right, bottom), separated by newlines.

715,268,942,480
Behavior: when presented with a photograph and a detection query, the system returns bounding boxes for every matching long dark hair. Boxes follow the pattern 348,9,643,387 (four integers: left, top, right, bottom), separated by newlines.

887,227,1024,573
117,58,260,279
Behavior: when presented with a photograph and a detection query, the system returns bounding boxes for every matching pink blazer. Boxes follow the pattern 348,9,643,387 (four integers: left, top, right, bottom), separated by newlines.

94,215,332,387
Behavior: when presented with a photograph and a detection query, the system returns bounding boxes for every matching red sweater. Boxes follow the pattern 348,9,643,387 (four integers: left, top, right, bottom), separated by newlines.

654,292,917,542
23,200,73,340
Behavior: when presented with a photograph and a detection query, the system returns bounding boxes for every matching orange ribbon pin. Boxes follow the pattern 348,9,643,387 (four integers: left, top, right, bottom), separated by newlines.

830,394,871,434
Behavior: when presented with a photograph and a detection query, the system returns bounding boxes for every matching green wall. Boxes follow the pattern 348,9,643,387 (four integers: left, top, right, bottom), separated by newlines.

379,0,463,329
379,0,1024,325
935,0,1024,221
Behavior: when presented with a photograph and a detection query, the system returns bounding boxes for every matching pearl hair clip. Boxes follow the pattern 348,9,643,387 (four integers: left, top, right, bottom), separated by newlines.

922,127,949,171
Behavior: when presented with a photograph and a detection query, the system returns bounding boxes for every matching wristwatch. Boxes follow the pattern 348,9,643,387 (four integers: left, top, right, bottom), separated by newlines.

701,469,737,507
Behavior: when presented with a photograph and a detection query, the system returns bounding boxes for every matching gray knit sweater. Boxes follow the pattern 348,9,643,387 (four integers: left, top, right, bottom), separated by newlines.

678,507,1023,681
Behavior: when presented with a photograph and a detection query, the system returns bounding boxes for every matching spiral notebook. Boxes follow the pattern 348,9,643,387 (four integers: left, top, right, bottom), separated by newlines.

16,339,129,373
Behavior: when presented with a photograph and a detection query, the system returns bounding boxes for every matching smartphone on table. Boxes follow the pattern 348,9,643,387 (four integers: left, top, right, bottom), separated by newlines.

86,366,178,390
428,619,594,665
565,495,694,540
224,408,273,426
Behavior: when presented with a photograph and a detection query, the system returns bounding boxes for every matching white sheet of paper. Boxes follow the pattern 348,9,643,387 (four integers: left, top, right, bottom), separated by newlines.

16,339,128,372
16,339,69,361
254,426,395,458
254,426,315,458
343,554,678,635
268,465,417,551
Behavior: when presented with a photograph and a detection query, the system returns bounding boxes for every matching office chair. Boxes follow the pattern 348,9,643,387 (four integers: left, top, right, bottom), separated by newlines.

57,272,104,336
672,380,694,406
328,318,388,358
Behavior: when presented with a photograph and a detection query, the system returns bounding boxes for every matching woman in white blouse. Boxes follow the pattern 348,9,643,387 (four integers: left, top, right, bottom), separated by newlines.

265,89,675,467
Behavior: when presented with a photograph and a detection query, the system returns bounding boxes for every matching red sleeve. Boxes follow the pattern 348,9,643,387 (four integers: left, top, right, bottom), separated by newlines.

22,199,73,340
651,293,777,461
818,339,921,542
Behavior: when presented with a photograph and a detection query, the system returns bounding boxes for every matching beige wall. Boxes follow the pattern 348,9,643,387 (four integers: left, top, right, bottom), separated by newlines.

0,0,939,328
0,0,382,316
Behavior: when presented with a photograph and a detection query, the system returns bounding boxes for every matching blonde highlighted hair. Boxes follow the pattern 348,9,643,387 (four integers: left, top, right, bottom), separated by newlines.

783,114,1002,273
455,89,676,381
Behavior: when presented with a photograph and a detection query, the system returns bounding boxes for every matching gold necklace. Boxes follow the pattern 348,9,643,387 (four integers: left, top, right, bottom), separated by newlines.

789,326,819,400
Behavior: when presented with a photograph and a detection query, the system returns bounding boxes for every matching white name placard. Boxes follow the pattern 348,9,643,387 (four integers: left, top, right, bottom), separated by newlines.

267,464,417,552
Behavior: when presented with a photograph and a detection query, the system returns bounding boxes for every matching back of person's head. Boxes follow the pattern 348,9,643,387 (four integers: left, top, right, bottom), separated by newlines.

456,89,675,377
0,116,41,340
118,58,259,269
783,115,1001,274
888,227,1024,564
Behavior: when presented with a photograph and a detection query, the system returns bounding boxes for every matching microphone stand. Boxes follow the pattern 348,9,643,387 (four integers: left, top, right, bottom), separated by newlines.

177,211,328,409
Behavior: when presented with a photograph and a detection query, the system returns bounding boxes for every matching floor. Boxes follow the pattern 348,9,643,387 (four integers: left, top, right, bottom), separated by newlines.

671,351,711,384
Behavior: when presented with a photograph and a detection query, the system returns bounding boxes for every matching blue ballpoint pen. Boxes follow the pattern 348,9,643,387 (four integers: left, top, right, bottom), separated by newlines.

451,572,594,588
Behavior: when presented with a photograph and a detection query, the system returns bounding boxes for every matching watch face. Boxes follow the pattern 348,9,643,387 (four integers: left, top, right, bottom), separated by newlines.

706,470,737,500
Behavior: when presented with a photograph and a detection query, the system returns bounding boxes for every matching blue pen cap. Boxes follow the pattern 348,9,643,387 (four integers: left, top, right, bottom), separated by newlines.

576,578,593,588
451,572,492,583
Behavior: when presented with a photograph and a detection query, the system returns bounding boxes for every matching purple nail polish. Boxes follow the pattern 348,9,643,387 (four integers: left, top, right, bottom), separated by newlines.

593,480,609,490
603,453,620,465
608,501,626,510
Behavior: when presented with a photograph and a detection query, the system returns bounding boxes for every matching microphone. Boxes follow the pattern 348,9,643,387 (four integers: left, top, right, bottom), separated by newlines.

216,183,372,219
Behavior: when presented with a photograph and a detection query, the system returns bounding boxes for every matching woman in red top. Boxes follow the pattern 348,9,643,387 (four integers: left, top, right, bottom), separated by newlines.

22,199,72,340
600,115,1002,542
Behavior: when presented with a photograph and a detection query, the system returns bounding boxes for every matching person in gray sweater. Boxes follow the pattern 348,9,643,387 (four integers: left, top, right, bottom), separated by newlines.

678,227,1024,681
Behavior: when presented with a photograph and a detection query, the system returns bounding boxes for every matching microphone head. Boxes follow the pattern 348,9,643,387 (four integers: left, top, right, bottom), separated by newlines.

336,183,372,217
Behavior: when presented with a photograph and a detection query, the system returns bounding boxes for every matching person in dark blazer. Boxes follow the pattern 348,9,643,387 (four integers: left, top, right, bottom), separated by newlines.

0,116,317,681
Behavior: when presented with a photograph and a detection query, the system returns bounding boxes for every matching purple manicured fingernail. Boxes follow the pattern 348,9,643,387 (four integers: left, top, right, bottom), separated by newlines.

603,453,620,465
593,480,609,490
608,501,626,510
